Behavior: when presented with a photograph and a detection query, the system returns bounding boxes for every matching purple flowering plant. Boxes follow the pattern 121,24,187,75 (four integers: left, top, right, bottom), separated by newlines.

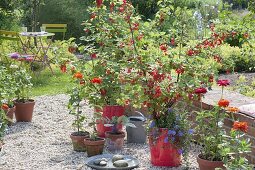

149,106,194,162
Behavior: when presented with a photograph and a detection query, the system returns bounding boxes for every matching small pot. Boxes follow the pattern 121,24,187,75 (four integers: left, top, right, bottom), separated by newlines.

197,154,226,170
14,100,35,122
105,131,125,151
3,106,15,125
70,131,90,152
84,137,105,157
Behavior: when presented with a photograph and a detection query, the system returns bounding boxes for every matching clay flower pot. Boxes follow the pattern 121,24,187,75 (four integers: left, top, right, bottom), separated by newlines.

14,100,35,122
105,131,125,151
3,106,15,125
197,154,226,170
70,131,90,152
84,137,105,157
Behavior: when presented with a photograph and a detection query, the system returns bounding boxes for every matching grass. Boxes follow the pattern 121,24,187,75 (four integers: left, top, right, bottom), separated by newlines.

31,65,73,97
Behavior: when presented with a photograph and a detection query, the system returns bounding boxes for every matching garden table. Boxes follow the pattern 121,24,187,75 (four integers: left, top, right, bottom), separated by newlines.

19,32,55,74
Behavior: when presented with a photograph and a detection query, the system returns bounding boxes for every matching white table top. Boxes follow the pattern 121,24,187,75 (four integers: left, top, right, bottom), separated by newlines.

19,32,55,37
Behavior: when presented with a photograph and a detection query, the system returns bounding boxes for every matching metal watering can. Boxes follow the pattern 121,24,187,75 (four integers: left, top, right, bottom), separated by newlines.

126,111,147,144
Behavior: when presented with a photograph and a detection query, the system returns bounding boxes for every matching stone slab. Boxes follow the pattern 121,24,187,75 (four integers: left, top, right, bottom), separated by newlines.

202,87,255,117
239,104,255,116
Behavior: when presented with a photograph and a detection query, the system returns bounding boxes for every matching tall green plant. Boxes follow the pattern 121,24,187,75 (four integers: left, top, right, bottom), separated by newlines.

68,79,86,134
14,69,33,102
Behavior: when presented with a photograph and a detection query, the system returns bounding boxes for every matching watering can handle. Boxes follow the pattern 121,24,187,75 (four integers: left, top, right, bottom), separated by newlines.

135,111,146,119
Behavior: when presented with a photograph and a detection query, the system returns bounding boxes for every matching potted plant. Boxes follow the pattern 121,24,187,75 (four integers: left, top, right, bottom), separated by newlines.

112,2,218,167
84,117,105,157
104,115,136,151
68,83,90,152
13,68,35,122
0,108,7,152
79,0,149,137
0,82,8,151
71,60,125,138
195,79,253,170
0,65,17,125
220,120,252,169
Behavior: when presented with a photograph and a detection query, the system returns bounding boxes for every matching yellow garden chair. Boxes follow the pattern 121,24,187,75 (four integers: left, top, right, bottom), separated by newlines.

42,24,67,40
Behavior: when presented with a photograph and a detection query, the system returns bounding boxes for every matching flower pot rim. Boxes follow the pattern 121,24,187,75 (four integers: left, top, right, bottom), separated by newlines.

84,137,105,145
70,131,90,137
105,131,125,135
197,154,224,163
14,99,35,103
105,131,125,138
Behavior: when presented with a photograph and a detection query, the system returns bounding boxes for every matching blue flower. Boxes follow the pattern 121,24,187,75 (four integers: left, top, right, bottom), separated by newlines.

175,115,181,121
188,129,194,135
177,149,183,155
167,108,173,113
178,131,184,137
168,130,176,135
150,121,155,128
164,137,168,143
174,125,179,129
171,137,175,142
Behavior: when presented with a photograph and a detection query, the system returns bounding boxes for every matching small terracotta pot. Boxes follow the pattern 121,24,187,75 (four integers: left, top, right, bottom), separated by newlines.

14,100,35,122
70,131,90,152
3,106,15,125
105,131,125,151
84,137,105,157
197,154,226,170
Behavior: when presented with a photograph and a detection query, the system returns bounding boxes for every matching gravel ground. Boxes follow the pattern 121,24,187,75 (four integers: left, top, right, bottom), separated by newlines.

0,94,200,170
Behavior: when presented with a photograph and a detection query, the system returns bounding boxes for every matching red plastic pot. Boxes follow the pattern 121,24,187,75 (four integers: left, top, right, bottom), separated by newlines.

96,105,124,138
149,128,181,167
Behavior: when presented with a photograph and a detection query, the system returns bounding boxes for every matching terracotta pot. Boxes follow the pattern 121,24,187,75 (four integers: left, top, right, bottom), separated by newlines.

14,100,35,122
96,105,124,138
84,137,105,157
149,128,181,167
197,154,225,170
3,106,15,125
105,131,125,151
70,131,90,152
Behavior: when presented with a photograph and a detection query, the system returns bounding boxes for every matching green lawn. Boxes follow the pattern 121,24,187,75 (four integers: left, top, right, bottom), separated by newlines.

31,66,73,96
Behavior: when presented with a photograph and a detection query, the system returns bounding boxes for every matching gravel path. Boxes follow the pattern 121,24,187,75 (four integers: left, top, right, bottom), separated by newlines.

0,94,199,170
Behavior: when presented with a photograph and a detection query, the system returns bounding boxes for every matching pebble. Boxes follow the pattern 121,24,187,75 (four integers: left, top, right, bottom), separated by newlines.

112,154,124,163
113,160,129,167
99,161,107,166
